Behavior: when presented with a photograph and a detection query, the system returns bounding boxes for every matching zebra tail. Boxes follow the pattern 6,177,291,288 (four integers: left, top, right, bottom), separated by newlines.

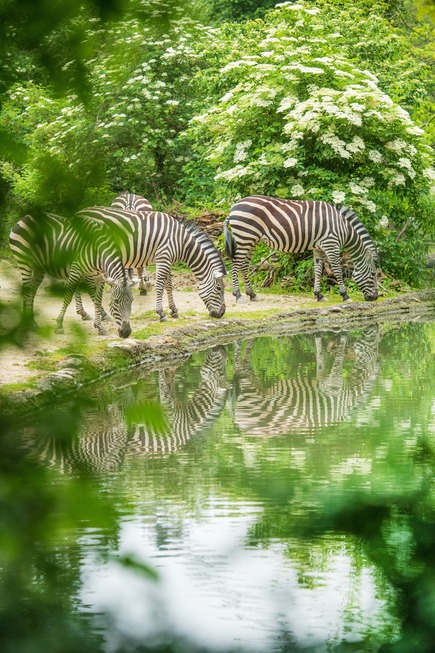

224,217,237,260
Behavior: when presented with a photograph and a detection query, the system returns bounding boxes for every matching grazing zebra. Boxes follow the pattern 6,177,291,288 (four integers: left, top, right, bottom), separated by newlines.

110,191,153,295
224,195,379,302
9,213,133,337
231,326,380,437
75,205,227,320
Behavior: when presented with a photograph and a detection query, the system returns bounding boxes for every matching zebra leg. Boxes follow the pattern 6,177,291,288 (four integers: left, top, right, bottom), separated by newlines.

91,279,109,336
56,273,81,334
21,267,44,328
75,291,92,321
155,263,169,321
323,247,352,302
164,273,179,318
138,267,149,296
82,277,111,322
232,247,256,301
313,249,327,301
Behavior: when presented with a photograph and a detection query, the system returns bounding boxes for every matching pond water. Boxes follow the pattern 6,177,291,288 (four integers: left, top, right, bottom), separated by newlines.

2,317,435,653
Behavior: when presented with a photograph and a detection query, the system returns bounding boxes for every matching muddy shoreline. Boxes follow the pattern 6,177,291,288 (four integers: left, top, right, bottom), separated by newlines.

1,289,434,417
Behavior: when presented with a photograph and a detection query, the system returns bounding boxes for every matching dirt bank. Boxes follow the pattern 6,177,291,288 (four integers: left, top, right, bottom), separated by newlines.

0,259,308,386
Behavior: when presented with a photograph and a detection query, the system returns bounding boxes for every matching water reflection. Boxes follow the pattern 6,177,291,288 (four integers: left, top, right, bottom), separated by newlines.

9,321,435,652
232,325,380,436
21,346,227,472
21,327,383,471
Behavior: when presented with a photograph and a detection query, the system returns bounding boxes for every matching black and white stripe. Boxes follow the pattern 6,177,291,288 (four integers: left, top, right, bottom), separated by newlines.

76,201,227,320
224,195,379,302
9,213,133,337
110,191,154,294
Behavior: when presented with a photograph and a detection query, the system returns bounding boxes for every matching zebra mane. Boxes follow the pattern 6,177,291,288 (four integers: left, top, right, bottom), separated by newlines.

338,206,379,263
182,220,227,274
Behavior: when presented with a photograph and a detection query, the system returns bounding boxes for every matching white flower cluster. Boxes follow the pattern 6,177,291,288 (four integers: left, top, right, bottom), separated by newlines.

332,190,346,204
378,216,390,229
215,165,254,181
233,140,252,163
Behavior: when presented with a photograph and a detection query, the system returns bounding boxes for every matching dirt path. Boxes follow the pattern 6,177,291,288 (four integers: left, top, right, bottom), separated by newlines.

0,259,310,386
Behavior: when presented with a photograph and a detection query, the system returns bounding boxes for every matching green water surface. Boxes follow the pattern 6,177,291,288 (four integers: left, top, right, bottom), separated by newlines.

1,319,435,653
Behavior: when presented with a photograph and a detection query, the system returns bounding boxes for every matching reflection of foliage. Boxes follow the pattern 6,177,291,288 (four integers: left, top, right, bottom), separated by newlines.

2,322,435,650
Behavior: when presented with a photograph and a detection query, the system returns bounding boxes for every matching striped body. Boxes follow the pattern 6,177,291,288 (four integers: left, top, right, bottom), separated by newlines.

224,195,379,302
111,191,154,294
9,213,133,337
76,204,226,320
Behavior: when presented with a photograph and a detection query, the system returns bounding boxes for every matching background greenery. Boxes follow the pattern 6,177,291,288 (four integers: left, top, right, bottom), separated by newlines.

1,0,435,289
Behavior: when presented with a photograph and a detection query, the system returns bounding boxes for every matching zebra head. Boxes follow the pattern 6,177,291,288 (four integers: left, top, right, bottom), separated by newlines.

198,269,226,318
105,276,133,337
352,250,379,301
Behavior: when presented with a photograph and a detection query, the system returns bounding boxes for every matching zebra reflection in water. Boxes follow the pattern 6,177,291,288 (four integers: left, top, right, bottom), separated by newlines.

127,346,227,458
20,347,227,473
232,326,380,436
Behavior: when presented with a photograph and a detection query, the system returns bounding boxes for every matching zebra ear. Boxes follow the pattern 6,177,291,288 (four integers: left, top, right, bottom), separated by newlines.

213,270,224,279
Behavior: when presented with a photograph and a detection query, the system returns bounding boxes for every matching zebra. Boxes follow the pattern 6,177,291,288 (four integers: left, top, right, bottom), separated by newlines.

9,212,133,337
224,195,379,302
110,191,154,295
74,205,227,320
231,326,380,437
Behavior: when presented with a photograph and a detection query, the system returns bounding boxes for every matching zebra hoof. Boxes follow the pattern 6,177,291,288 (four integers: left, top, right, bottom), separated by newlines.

343,297,353,303
97,328,108,336
171,311,179,319
249,294,258,301
54,327,64,335
159,315,168,322
139,289,148,296
319,296,328,302
102,314,112,321
235,295,244,303
81,313,92,321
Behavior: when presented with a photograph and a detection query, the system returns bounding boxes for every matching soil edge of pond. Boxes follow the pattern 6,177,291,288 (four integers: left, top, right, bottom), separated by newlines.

2,289,434,418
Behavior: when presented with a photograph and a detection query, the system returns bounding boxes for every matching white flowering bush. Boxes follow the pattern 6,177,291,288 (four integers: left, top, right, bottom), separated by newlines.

1,0,435,285
0,4,218,211
181,2,435,284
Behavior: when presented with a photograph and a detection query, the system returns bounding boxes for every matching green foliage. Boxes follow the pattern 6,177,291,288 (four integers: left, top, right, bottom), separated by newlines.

1,0,435,285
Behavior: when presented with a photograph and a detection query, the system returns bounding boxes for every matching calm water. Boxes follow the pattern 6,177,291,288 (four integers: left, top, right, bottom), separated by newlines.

4,318,435,652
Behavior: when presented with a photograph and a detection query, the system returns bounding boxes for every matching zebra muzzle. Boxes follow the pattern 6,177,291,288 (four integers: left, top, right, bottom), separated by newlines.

118,321,132,338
